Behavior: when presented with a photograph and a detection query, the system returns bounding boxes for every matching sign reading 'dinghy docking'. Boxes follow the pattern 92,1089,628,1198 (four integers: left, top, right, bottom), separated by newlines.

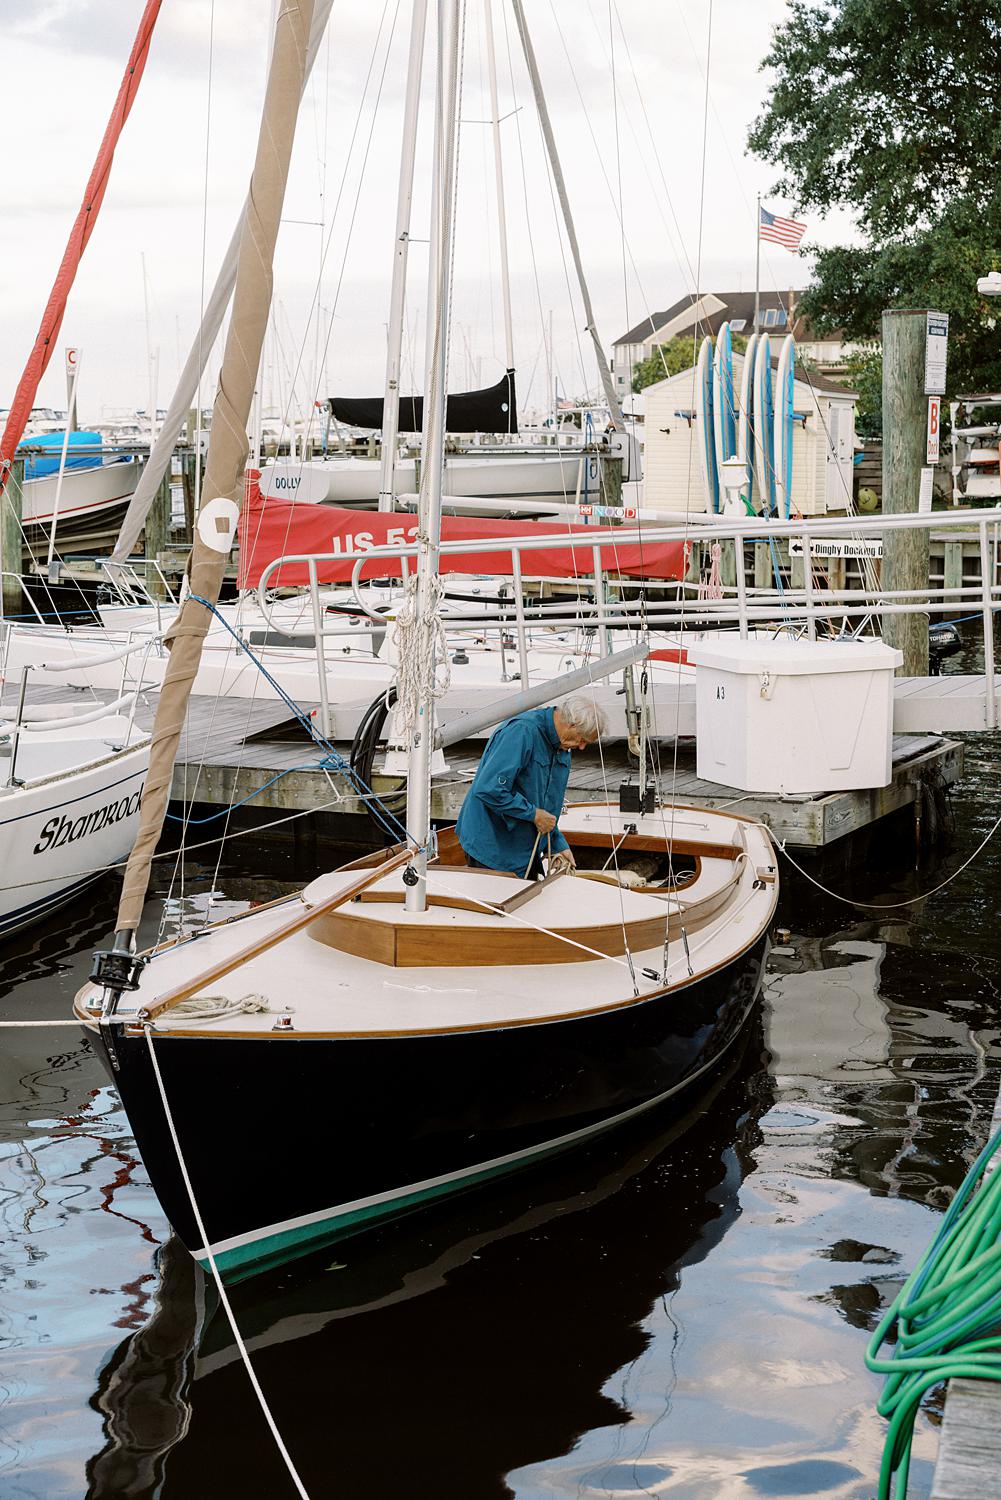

789,538,882,559
924,311,949,395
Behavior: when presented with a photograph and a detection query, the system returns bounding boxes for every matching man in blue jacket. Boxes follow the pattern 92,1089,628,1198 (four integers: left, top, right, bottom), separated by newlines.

456,697,608,878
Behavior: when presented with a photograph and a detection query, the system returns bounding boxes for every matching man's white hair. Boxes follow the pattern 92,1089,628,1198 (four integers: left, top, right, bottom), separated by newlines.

557,696,608,740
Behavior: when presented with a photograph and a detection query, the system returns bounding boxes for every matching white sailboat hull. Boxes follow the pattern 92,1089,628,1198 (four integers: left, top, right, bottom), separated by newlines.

260,450,594,509
0,723,149,937
4,622,695,741
20,459,142,529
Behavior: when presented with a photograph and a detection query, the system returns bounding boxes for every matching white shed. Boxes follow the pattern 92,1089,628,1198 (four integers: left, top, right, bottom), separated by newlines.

641,354,858,516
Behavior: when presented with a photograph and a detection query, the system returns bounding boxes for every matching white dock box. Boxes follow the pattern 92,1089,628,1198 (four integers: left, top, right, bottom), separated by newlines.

687,638,903,794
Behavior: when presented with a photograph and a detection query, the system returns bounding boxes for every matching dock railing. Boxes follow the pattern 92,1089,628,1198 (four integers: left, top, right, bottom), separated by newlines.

255,506,1001,737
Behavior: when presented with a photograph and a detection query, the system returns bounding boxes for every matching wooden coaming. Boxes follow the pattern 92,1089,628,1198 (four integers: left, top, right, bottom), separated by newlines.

307,858,743,967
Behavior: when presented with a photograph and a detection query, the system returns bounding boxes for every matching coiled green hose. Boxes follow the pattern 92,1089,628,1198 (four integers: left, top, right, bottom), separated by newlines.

866,1121,1001,1498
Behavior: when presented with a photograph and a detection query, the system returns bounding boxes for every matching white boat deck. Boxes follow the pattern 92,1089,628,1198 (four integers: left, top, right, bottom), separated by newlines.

79,815,774,1038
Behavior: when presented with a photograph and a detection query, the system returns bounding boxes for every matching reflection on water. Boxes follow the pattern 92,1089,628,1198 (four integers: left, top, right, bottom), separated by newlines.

1,706,1000,1498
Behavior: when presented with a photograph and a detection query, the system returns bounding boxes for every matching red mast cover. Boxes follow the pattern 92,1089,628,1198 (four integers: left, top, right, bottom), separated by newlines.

0,0,163,492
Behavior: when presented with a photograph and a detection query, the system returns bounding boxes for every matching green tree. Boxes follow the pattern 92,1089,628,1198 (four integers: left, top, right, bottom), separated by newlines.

748,1,1001,394
843,345,882,438
631,333,747,393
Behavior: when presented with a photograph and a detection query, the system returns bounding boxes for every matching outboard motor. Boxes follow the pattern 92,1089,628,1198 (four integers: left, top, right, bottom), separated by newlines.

928,621,962,675
606,426,642,484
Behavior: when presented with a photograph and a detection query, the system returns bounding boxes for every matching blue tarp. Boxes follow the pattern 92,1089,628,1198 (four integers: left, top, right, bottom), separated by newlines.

17,430,103,479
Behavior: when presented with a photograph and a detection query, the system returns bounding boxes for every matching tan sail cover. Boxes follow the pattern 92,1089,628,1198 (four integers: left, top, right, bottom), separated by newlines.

116,0,315,932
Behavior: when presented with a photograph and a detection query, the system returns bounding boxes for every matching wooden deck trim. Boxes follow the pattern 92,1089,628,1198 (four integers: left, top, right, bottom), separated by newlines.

568,829,741,860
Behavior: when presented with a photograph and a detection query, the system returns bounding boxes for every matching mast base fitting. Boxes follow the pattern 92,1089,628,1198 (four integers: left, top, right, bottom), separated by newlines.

619,781,655,815
90,948,148,993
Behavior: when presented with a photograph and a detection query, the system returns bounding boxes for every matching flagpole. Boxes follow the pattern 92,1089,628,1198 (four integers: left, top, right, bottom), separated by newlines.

754,193,761,331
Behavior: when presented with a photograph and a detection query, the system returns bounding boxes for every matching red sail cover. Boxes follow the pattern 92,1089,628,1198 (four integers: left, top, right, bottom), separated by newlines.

0,0,163,491
237,483,686,588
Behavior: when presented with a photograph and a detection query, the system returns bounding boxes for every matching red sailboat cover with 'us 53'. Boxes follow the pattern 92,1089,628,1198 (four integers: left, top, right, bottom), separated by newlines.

237,478,686,587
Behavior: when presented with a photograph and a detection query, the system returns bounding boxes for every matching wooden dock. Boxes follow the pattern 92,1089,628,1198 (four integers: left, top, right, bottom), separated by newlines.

0,683,964,851
930,1080,1001,1499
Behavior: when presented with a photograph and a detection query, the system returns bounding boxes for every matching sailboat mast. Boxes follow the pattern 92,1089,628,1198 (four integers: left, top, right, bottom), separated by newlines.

377,0,429,514
112,0,316,942
484,0,514,374
404,0,462,915
508,0,624,431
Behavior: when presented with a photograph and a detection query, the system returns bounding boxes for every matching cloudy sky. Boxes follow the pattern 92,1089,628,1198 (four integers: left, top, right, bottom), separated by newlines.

0,1,858,425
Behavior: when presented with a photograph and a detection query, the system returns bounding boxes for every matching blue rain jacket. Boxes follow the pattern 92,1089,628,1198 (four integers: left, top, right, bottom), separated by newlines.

456,707,570,876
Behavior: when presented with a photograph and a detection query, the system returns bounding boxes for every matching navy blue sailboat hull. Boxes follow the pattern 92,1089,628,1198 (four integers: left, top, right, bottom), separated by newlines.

91,931,769,1280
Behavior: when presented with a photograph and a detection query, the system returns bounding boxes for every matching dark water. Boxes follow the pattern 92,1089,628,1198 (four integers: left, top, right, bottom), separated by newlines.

2,705,1000,1497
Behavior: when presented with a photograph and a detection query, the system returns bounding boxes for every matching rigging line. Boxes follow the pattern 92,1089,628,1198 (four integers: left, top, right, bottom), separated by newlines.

284,0,402,445
778,810,1001,910
662,1,880,602
475,9,499,369
608,0,700,298
183,595,412,845
244,0,398,574
0,789,351,898
1,461,127,625
445,0,469,391
143,1027,312,1500
608,0,631,403
194,0,217,519
580,676,639,986
496,1,586,541
254,0,395,473
431,872,642,972
499,0,550,414
670,0,714,875
551,1,674,393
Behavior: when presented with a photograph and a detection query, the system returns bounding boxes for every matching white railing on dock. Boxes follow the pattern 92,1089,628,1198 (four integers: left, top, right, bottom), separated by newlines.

255,506,1001,737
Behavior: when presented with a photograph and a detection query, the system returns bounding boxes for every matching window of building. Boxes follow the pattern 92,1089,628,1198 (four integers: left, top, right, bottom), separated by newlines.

730,319,747,333
759,307,788,328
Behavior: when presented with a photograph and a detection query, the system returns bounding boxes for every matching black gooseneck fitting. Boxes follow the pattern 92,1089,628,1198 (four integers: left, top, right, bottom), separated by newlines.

89,929,148,1008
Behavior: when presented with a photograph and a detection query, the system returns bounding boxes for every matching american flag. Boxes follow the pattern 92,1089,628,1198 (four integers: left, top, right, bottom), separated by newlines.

759,205,807,251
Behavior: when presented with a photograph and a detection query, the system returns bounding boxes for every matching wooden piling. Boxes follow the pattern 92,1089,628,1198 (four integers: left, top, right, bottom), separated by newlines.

144,460,173,599
181,451,196,543
754,539,773,590
1,459,24,618
598,453,623,510
882,309,930,675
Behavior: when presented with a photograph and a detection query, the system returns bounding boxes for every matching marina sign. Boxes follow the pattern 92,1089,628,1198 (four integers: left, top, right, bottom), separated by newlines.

924,311,949,395
788,538,883,559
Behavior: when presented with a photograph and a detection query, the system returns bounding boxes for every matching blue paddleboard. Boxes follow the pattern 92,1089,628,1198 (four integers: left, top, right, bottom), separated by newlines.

713,321,736,474
775,334,796,518
753,333,776,515
696,336,719,513
737,333,758,512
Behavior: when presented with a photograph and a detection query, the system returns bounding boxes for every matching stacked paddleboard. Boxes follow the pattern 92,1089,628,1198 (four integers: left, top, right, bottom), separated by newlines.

695,327,797,517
